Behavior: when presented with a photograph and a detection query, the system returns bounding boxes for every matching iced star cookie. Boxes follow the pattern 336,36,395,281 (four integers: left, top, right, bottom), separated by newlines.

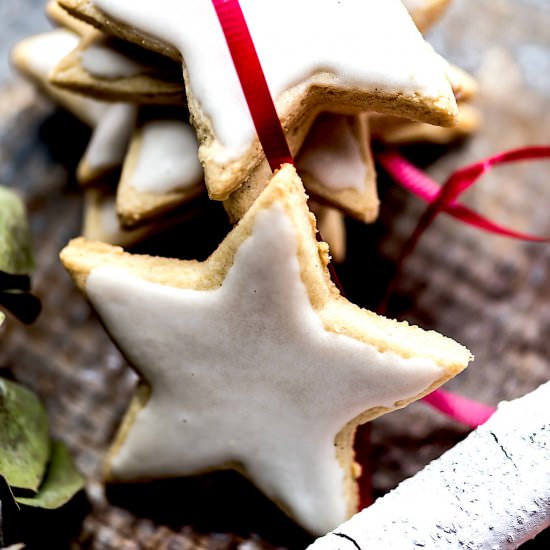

83,187,202,247
116,107,204,227
60,164,471,535
370,102,481,146
50,30,186,104
403,0,452,33
77,102,137,187
370,62,480,146
226,113,379,224
11,29,108,127
296,114,379,223
224,57,473,223
57,0,458,201
11,30,128,187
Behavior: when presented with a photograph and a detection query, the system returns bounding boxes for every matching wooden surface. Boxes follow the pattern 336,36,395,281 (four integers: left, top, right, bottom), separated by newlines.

0,0,549,548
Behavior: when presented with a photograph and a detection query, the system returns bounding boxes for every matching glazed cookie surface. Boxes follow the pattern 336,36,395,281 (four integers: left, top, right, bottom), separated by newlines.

61,165,471,535
116,107,204,227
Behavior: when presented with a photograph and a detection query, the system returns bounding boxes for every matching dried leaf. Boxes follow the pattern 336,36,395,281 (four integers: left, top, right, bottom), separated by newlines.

0,379,50,493
16,441,85,510
0,187,34,276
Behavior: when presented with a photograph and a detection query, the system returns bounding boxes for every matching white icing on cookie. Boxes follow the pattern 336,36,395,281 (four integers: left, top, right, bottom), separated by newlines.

14,29,109,127
80,39,148,78
128,119,203,194
297,114,367,192
21,28,80,79
84,103,137,170
308,380,550,549
85,203,444,535
93,0,453,161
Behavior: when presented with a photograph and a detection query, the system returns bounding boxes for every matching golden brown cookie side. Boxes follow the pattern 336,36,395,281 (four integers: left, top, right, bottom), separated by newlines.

313,205,347,264
46,0,93,36
49,30,187,104
447,63,479,103
116,124,204,229
409,0,453,33
370,102,482,146
57,0,181,61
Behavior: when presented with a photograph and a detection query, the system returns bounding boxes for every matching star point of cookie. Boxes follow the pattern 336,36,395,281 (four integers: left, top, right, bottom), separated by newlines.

403,0,452,33
60,164,471,535
57,0,458,200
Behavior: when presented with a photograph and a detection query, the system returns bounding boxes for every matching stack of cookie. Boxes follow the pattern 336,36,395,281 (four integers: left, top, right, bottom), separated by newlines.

11,0,479,540
12,0,480,256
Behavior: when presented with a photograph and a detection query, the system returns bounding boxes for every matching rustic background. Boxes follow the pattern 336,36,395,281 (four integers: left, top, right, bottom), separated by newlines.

0,1,549,548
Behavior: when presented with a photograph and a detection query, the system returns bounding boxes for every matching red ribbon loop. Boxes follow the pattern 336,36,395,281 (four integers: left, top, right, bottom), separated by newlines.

377,146,550,427
422,389,495,428
378,146,550,243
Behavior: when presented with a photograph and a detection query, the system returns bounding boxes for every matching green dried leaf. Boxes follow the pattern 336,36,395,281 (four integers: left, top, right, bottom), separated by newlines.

16,441,85,510
0,379,50,492
0,186,35,275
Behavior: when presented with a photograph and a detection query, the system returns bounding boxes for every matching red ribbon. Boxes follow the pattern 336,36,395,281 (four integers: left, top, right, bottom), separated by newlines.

377,146,550,245
422,389,494,428
376,146,550,313
211,0,293,170
377,146,550,313
377,146,550,426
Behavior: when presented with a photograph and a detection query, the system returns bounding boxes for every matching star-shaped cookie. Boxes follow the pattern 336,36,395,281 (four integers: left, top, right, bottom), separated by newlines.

116,107,205,227
50,30,186,104
77,102,137,186
61,164,471,535
226,113,379,224
11,28,108,127
57,0,458,200
13,29,379,231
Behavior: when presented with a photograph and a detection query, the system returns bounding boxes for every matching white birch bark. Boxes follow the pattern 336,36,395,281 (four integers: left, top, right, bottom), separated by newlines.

309,381,550,549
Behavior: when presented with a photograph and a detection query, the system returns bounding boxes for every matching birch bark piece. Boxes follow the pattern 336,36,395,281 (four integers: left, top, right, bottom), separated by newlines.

308,380,550,549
